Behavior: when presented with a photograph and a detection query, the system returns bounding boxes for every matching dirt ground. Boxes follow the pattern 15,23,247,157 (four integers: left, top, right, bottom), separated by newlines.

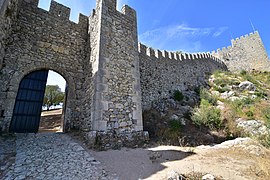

38,110,270,180
39,109,63,133
92,140,270,180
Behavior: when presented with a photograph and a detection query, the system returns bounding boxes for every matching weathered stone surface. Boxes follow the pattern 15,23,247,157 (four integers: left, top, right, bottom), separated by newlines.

212,31,270,72
237,119,270,137
0,0,146,148
139,44,227,110
1,133,118,179
202,174,215,180
238,81,256,91
167,170,180,180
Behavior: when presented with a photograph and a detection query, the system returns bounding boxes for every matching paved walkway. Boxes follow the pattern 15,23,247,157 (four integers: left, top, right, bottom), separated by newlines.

0,133,118,180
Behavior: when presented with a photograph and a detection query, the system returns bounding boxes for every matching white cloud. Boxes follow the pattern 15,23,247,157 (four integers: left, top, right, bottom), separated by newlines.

139,24,229,52
213,27,229,37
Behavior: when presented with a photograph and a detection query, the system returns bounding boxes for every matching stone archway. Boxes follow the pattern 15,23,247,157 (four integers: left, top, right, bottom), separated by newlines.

3,65,77,133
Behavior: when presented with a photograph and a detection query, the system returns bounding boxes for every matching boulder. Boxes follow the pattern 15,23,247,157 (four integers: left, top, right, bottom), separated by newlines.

167,170,180,180
237,119,270,137
220,91,235,99
216,100,225,110
171,114,179,120
170,115,186,126
202,174,215,180
238,81,256,91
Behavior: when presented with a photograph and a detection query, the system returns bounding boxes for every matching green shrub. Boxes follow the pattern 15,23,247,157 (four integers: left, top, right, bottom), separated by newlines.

227,97,255,117
169,120,182,132
262,107,270,128
173,90,184,102
191,99,222,130
200,88,218,105
240,72,258,85
213,85,230,93
246,110,254,119
254,91,268,98
240,70,247,76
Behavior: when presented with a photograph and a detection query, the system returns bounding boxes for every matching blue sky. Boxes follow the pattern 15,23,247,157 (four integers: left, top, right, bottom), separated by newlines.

39,0,270,89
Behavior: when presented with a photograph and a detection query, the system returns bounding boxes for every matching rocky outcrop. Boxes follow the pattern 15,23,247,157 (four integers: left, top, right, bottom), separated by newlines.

237,119,270,137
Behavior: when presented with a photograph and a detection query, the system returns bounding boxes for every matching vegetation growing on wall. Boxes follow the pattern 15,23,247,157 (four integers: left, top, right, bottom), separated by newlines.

143,70,270,147
173,90,184,102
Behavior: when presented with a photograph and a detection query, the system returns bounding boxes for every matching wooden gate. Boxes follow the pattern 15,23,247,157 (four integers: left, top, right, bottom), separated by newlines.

9,70,48,133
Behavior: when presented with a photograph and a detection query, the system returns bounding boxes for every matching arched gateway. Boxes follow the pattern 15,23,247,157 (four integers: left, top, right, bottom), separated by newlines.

0,0,146,149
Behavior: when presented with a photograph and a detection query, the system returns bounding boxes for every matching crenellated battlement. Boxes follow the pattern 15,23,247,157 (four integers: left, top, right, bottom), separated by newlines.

231,31,258,44
211,31,261,56
211,31,269,72
121,4,136,19
22,0,89,26
49,0,71,21
138,43,225,67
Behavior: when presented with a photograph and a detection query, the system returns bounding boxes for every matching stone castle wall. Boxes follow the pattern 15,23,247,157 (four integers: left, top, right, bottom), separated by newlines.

139,44,227,110
0,0,19,130
0,0,19,70
86,0,146,148
1,0,269,148
0,0,147,149
212,31,270,72
0,0,89,132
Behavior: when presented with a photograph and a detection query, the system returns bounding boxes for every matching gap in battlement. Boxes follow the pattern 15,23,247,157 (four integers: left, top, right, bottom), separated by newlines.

117,0,130,12
117,1,124,11
38,0,50,11
38,0,93,23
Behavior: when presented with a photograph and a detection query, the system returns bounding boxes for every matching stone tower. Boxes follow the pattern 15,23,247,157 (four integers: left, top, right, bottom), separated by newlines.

212,31,270,72
0,0,147,149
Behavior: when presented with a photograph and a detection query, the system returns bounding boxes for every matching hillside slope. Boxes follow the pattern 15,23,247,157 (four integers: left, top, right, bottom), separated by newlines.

143,70,270,147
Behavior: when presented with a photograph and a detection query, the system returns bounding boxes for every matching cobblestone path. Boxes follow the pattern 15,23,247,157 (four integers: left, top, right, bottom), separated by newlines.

0,133,118,180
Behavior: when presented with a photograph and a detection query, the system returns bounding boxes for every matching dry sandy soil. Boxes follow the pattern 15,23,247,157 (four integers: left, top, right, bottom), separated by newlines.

40,110,270,180
92,140,270,180
39,109,63,133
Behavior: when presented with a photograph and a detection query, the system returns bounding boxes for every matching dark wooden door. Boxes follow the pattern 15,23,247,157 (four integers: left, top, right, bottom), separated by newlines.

10,70,48,133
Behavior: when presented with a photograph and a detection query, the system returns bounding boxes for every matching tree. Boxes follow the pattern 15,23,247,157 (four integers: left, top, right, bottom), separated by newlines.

43,85,65,110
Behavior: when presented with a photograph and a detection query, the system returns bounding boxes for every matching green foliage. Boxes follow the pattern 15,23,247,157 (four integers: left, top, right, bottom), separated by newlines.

173,90,184,102
262,107,270,128
239,71,258,86
254,91,268,99
213,86,230,93
257,134,270,148
227,97,255,117
209,70,270,147
169,120,182,131
211,74,240,93
191,99,222,130
245,110,254,119
240,70,247,76
43,85,64,110
200,88,218,105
